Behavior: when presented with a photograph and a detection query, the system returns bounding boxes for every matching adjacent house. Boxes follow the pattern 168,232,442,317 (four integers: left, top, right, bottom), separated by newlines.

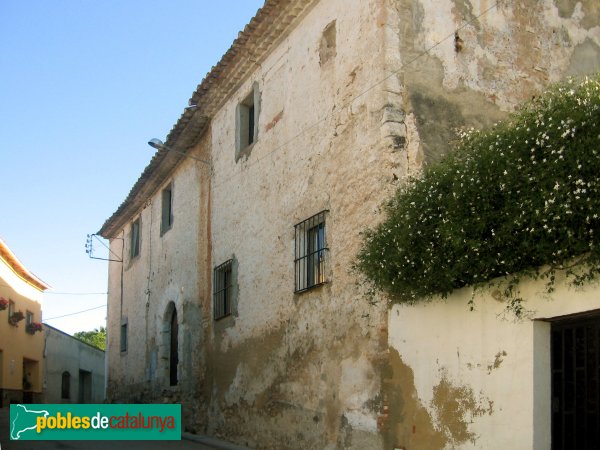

0,237,49,406
42,324,105,404
98,0,600,448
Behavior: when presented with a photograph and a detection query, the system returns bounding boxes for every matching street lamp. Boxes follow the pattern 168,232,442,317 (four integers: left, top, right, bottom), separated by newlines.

148,138,211,166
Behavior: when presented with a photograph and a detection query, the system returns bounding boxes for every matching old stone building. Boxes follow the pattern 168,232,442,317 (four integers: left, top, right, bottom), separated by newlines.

99,0,600,448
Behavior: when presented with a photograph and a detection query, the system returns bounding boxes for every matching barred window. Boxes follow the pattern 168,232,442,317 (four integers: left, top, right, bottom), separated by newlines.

161,183,173,235
213,259,233,320
295,210,329,293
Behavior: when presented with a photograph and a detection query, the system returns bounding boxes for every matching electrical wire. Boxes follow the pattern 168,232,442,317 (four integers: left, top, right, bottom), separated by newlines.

43,304,106,321
45,292,107,295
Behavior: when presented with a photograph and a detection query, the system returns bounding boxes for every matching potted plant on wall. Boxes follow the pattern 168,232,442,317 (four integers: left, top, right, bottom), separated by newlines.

26,322,43,334
0,297,8,311
9,310,25,326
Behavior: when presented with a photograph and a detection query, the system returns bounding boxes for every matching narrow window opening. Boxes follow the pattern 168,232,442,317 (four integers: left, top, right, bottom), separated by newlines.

130,219,140,259
248,103,255,145
161,183,173,235
235,82,260,161
120,320,128,352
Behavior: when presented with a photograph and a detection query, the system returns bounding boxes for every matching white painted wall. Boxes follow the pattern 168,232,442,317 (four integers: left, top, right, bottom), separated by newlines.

389,273,600,449
43,325,105,404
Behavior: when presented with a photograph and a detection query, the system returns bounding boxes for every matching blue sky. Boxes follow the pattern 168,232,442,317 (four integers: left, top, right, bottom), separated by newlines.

1,1,264,334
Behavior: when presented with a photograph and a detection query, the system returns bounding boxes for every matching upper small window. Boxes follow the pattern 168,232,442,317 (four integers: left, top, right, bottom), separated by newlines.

213,259,233,320
161,183,173,235
130,218,140,259
235,82,260,161
294,211,329,293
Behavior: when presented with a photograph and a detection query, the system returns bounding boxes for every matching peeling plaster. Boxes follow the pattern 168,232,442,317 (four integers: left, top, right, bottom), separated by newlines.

431,371,494,446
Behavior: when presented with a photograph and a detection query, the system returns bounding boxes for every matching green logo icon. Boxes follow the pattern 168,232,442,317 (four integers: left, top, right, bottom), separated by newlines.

10,404,181,440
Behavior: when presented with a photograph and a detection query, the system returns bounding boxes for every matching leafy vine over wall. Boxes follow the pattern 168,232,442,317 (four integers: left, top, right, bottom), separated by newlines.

357,75,600,316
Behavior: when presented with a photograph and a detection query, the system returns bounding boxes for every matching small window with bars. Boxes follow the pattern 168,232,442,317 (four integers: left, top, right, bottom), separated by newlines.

295,210,329,293
213,259,233,320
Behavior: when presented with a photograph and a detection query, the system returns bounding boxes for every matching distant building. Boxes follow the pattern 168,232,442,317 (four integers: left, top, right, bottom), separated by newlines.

99,0,600,448
43,324,105,404
0,237,49,406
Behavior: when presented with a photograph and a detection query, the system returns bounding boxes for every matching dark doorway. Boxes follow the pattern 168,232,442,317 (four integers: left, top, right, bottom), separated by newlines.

169,308,178,386
551,313,600,449
61,371,71,400
78,370,92,403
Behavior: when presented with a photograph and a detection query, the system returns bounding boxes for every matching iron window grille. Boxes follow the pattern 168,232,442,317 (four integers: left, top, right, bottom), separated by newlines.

295,210,329,293
214,259,233,320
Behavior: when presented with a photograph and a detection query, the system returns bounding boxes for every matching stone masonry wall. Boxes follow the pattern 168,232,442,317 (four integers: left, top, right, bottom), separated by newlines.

202,0,403,448
106,131,211,432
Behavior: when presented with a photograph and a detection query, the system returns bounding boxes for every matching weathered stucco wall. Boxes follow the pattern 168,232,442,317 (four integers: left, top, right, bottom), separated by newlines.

387,274,600,449
389,0,600,163
384,0,600,448
204,0,402,448
105,133,211,430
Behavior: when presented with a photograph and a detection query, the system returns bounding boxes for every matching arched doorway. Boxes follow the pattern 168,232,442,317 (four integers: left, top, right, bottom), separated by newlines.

169,307,178,386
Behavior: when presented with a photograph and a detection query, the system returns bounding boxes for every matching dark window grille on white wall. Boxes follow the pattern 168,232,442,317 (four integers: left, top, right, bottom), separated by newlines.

294,210,329,293
213,259,233,320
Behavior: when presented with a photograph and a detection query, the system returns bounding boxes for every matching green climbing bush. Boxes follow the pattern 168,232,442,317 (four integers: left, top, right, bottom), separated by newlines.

357,75,600,313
